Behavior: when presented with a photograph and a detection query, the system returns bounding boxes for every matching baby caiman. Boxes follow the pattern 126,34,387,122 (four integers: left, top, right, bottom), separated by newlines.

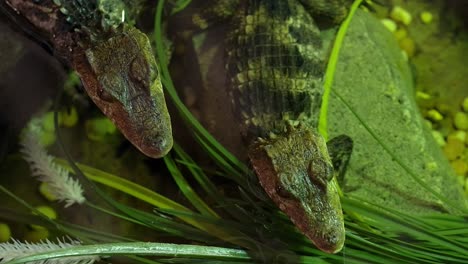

191,0,353,253
1,0,172,158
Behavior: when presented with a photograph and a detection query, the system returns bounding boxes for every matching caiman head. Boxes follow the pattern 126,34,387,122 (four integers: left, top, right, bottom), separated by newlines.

249,127,345,253
79,26,172,158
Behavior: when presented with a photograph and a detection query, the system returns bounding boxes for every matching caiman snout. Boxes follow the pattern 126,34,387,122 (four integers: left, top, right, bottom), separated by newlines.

249,127,345,253
313,223,346,253
83,26,174,159
139,132,173,158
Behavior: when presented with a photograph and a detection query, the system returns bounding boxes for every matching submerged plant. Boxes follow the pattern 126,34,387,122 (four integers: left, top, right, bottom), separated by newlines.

19,119,85,208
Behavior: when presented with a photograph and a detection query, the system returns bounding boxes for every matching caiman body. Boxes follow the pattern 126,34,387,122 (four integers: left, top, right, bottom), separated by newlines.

215,0,352,253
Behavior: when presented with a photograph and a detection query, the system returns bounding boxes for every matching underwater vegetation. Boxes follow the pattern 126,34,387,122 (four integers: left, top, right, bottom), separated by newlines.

0,0,467,263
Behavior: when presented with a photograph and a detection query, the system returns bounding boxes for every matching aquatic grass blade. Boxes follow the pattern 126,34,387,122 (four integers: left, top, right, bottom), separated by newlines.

4,242,251,264
163,154,219,218
172,143,221,201
154,0,247,177
319,0,364,139
54,159,229,233
54,159,191,213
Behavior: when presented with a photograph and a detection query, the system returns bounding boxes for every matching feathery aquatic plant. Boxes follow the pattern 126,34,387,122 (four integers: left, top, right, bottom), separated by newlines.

0,238,100,264
19,119,85,208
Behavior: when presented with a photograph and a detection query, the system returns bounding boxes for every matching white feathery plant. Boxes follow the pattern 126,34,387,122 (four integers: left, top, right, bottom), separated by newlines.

0,238,100,264
19,118,85,207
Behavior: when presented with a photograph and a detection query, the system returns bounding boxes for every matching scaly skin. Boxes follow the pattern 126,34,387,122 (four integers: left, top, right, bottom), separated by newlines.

4,0,173,158
55,0,173,158
249,128,344,253
84,25,173,158
222,0,352,253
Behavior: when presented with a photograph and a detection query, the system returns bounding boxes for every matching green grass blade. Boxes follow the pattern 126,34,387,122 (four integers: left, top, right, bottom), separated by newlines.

319,0,363,139
172,143,221,201
54,159,226,234
193,133,247,185
342,197,468,263
153,0,248,176
54,159,191,213
164,154,219,218
5,242,251,264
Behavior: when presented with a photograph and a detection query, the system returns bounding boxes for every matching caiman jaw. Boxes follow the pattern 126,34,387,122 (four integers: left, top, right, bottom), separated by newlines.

249,127,345,253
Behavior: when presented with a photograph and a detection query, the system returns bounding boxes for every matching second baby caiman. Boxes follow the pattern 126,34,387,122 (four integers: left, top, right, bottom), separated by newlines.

189,0,354,253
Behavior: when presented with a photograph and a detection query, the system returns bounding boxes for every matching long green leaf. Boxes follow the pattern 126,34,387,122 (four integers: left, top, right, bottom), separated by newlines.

5,242,251,264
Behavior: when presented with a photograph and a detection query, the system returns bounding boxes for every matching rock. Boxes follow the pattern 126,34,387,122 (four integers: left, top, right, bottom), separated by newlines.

328,10,466,213
420,11,433,24
380,18,397,32
454,112,468,130
451,159,467,176
390,6,413,25
447,130,466,143
426,109,443,121
443,137,464,160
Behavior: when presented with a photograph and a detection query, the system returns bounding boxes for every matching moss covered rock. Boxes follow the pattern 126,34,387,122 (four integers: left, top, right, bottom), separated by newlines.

328,10,466,214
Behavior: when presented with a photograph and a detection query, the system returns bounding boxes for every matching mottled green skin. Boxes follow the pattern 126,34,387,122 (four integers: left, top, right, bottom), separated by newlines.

53,0,172,158
85,26,172,158
222,0,351,253
54,0,146,36
249,127,344,253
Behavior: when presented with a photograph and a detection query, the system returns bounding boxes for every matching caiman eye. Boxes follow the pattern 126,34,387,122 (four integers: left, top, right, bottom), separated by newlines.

276,185,293,199
308,159,334,188
98,88,117,102
129,55,151,89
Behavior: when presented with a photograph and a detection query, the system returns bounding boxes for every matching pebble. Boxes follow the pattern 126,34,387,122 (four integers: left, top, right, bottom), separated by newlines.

447,130,466,142
85,117,117,141
426,109,443,121
443,137,464,161
390,6,412,26
0,223,11,242
394,28,407,40
381,18,397,32
420,11,433,24
41,112,55,132
463,97,468,112
399,37,415,57
31,205,57,231
451,159,468,175
39,182,57,202
416,91,431,100
454,112,468,130
24,229,49,242
59,106,79,127
435,103,451,114
39,131,56,147
431,130,445,146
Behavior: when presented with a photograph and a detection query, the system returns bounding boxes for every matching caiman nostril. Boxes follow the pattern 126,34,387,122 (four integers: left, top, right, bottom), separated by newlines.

141,134,173,158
